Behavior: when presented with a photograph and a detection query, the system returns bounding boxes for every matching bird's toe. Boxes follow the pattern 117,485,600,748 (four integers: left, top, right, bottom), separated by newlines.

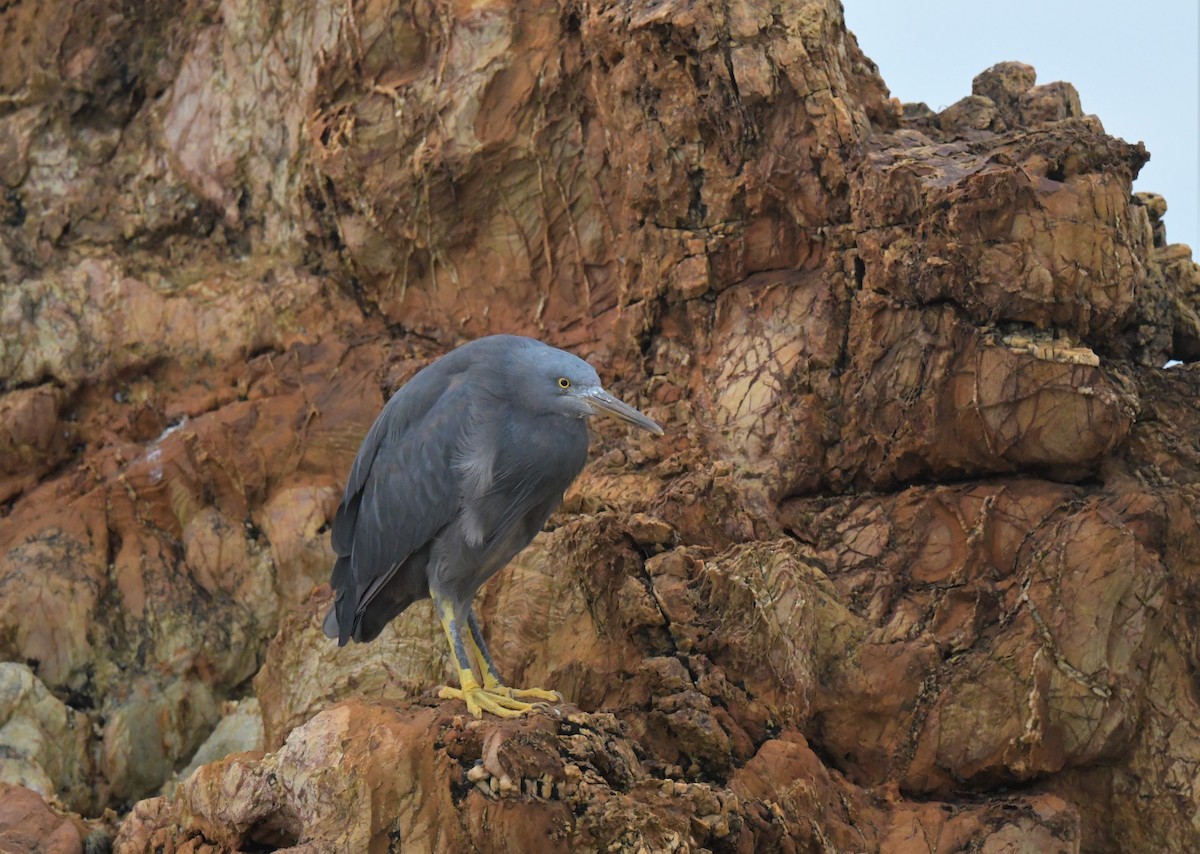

502,686,562,703
438,685,546,719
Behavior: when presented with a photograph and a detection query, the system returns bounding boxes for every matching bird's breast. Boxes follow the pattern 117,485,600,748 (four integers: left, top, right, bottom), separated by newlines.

457,414,587,549
518,414,590,490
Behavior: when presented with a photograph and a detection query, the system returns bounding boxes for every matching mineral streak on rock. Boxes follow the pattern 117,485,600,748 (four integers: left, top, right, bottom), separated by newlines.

0,0,1198,851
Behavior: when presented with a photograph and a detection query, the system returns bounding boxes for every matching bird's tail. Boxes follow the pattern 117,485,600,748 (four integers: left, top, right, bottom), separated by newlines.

321,605,340,641
324,554,357,646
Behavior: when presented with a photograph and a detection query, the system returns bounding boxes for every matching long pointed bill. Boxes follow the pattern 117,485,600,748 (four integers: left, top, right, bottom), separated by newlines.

582,387,664,435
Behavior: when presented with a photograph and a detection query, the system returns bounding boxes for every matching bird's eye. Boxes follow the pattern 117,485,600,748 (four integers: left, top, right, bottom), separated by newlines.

557,377,571,389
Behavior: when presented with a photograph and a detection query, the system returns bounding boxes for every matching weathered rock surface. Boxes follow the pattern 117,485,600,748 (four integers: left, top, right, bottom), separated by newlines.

172,698,264,792
1,0,1198,852
0,664,94,814
0,783,82,854
115,701,1084,854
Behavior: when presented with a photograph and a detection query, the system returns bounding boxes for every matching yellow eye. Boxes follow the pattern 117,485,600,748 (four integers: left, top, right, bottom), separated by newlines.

557,377,571,389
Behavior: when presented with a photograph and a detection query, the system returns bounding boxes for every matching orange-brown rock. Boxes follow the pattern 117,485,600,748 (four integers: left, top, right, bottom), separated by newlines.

114,701,1083,854
0,0,1198,850
0,783,82,854
0,385,70,504
852,119,1148,341
829,294,1136,488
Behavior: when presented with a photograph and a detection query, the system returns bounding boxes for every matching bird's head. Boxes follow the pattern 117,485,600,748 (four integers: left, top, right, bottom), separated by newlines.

514,340,663,435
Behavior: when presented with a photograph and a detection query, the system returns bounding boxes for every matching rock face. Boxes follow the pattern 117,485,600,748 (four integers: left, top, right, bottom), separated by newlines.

1,1,1198,852
0,783,82,854
113,700,1083,853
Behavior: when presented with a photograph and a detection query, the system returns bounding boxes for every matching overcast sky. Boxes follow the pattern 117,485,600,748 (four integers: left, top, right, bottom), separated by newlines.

844,0,1199,252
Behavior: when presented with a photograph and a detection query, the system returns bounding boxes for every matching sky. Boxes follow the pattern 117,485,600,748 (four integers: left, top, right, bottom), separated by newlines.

843,0,1200,253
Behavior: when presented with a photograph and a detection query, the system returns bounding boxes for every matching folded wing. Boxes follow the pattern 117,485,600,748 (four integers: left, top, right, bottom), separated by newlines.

325,367,473,644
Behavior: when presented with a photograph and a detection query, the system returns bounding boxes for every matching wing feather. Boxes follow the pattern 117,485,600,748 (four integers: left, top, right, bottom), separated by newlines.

326,361,476,643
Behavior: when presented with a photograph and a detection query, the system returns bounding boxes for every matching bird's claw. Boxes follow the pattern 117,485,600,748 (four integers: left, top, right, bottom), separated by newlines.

438,685,555,719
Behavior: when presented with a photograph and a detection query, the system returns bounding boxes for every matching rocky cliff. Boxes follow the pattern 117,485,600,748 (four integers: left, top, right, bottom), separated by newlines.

1,0,1198,852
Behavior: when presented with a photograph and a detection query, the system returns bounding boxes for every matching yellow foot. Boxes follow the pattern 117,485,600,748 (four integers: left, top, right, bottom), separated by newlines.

437,685,556,719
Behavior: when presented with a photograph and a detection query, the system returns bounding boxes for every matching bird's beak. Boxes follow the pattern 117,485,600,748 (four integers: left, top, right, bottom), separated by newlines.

582,387,664,435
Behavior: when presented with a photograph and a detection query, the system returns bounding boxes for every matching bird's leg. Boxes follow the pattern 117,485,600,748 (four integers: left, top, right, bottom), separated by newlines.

465,609,561,703
431,592,543,718
463,609,510,690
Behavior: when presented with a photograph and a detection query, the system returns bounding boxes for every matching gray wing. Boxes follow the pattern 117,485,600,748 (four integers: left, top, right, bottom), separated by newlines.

325,364,474,644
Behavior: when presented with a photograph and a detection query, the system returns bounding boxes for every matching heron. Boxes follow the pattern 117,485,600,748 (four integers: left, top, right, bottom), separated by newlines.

323,334,663,718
